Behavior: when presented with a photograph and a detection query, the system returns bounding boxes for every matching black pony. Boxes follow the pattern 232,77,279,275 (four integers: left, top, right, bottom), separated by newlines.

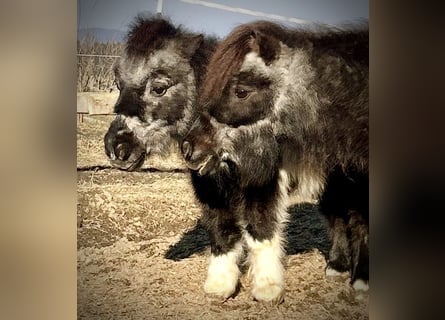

181,20,369,303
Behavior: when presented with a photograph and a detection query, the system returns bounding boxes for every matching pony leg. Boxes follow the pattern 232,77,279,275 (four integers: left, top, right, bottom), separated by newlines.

325,217,351,277
243,172,288,304
204,241,243,299
320,167,369,290
348,210,369,291
244,231,286,304
202,208,243,299
319,167,359,278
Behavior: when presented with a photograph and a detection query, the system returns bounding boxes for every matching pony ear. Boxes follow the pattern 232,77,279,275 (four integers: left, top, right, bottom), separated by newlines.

179,34,204,58
248,30,281,65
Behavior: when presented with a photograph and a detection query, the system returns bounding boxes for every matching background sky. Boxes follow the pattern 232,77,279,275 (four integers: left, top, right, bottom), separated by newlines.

78,0,368,40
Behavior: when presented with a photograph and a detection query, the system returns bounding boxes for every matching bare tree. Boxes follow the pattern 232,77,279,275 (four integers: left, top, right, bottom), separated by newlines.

77,33,123,92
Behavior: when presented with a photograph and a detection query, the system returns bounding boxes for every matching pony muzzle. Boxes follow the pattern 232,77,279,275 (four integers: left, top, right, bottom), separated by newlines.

181,139,216,175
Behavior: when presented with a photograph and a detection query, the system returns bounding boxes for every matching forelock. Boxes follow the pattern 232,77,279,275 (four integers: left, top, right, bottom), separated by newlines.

199,21,284,108
125,15,178,57
199,24,255,108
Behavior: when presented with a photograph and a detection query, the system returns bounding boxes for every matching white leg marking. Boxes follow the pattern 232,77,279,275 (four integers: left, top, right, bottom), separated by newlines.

245,234,285,303
352,279,369,292
243,169,290,303
204,242,243,299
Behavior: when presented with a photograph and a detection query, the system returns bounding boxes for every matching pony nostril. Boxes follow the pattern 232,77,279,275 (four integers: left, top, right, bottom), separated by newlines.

181,140,193,160
115,143,130,161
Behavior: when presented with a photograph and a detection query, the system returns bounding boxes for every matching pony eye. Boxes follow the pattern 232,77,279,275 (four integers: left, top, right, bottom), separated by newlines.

151,86,167,97
235,88,250,99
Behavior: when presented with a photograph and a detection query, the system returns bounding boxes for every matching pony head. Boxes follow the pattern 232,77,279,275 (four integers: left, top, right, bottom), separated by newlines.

104,15,216,170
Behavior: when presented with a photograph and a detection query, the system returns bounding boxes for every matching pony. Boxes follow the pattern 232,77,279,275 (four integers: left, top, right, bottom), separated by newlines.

104,15,217,170
180,20,369,303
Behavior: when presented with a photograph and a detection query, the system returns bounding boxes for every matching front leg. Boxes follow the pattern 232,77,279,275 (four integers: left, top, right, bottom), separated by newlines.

245,233,285,304
205,242,243,299
191,165,242,299
243,171,288,304
202,207,243,299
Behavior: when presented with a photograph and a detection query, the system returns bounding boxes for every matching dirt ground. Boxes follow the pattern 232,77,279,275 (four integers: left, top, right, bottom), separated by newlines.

77,114,369,319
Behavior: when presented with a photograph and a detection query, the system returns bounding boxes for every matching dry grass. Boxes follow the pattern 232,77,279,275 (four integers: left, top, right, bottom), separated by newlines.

77,111,369,319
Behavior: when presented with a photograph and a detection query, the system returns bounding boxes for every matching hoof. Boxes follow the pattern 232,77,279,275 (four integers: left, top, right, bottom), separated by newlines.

325,266,345,277
352,279,369,292
325,266,349,281
252,283,284,305
204,274,238,299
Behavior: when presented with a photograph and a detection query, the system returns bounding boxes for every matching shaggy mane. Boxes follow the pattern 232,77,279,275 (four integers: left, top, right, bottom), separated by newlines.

125,15,178,57
199,20,368,108
125,14,218,88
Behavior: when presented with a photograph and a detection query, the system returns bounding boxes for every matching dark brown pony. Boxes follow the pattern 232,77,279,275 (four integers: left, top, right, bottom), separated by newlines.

181,20,368,303
104,15,217,170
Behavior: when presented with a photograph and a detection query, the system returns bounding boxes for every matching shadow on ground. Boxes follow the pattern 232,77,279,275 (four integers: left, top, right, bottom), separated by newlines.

164,203,330,261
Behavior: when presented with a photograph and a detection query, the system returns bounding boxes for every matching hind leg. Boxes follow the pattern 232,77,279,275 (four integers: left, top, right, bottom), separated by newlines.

319,169,352,277
325,217,351,277
202,208,243,299
348,210,369,291
320,166,369,288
